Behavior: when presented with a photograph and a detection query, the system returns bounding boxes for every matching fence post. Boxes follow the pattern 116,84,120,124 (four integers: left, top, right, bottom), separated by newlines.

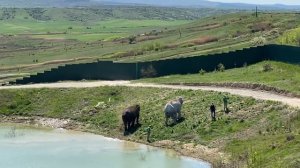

135,62,139,79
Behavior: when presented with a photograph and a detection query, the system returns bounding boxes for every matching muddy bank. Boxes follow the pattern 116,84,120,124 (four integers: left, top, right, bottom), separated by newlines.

0,115,225,167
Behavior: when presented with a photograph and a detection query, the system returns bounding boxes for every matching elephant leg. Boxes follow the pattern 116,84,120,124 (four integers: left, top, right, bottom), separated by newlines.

177,111,181,120
172,117,177,124
130,120,134,128
165,116,168,126
124,121,128,131
136,115,140,125
172,114,177,124
127,122,130,130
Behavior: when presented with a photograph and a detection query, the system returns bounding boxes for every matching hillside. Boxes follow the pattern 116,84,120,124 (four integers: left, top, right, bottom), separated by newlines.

1,8,300,84
1,0,300,10
138,61,300,96
0,86,299,167
0,7,234,21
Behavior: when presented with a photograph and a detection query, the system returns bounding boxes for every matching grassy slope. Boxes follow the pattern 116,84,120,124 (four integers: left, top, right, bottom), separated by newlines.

1,9,300,79
137,61,300,95
0,87,299,167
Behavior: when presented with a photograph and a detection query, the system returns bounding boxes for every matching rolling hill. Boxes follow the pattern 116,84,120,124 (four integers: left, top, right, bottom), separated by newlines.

0,0,300,10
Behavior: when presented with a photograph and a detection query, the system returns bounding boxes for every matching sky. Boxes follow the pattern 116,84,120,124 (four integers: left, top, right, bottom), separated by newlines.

208,0,300,5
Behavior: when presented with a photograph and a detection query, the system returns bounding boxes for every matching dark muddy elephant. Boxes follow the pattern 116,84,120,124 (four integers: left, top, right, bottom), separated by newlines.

122,105,140,131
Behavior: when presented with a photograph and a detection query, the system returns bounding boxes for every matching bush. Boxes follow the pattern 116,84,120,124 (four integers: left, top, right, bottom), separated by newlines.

199,69,206,75
129,36,136,44
278,28,300,46
217,63,225,72
251,36,266,46
141,65,157,78
262,63,273,72
286,134,295,141
249,22,273,33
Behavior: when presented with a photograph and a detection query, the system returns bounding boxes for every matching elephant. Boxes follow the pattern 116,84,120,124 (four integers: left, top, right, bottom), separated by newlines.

164,97,183,126
122,105,140,132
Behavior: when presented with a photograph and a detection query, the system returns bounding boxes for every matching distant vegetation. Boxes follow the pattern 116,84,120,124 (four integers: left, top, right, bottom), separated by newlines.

25,8,51,21
278,27,300,46
0,7,237,21
0,8,16,20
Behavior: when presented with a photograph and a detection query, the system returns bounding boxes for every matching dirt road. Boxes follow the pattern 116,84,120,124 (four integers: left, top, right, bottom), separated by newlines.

1,81,299,108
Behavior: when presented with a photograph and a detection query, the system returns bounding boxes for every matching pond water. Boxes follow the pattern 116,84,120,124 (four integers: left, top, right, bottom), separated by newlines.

0,125,210,168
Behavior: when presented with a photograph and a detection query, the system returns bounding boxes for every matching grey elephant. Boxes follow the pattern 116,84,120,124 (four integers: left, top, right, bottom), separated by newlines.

164,97,184,126
122,105,140,131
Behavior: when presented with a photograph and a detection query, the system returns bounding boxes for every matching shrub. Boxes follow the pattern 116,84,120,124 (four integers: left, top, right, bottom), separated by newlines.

199,69,206,75
217,63,225,72
249,22,273,33
142,42,163,52
141,65,157,78
286,134,295,141
262,63,273,72
278,28,300,46
129,36,136,44
251,36,266,46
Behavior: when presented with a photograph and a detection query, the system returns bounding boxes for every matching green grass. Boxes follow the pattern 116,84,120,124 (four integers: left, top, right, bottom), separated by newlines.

226,134,300,167
137,61,300,95
0,86,299,167
1,18,189,40
278,27,300,46
1,9,300,79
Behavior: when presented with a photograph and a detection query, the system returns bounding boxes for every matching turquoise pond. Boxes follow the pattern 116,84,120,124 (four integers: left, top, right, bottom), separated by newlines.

0,125,210,168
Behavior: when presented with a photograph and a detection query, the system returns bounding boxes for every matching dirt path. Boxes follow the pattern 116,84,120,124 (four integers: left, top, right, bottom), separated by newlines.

1,81,299,108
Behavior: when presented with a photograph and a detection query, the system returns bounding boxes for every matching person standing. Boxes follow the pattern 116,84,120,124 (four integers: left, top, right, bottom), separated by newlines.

145,125,152,142
223,96,229,113
210,103,216,121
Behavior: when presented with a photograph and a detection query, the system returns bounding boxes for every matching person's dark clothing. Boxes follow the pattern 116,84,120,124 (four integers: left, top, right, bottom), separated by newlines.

210,104,216,121
223,97,229,113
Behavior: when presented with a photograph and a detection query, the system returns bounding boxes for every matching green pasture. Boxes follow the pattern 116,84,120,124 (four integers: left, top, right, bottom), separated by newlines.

1,8,300,84
138,61,300,95
0,86,299,167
